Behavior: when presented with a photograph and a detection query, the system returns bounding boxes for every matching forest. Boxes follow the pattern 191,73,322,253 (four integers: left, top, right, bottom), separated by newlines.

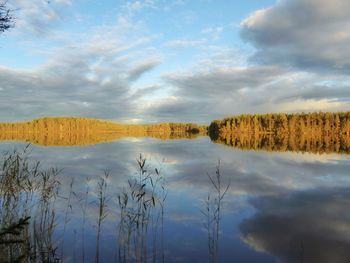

208,112,350,154
0,117,207,146
2,112,350,153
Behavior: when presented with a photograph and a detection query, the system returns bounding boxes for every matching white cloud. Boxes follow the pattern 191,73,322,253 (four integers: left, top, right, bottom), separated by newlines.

241,0,350,73
201,26,223,40
123,0,158,16
164,39,206,49
8,0,73,36
0,12,163,122
4,0,350,123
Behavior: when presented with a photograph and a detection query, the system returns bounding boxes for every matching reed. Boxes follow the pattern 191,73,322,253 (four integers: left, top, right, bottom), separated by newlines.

74,177,91,263
201,161,230,263
0,146,61,262
117,154,166,263
60,177,74,261
95,171,110,263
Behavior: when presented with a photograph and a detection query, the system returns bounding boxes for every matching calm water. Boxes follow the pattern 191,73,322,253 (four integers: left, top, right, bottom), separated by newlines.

1,136,350,263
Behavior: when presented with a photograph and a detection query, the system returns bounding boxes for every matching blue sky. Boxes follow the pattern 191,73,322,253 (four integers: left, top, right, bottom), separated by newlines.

1,0,350,123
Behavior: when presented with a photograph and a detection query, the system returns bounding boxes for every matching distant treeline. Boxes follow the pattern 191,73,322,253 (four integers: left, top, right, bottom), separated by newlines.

3,113,350,153
0,117,207,146
209,112,350,137
209,112,350,154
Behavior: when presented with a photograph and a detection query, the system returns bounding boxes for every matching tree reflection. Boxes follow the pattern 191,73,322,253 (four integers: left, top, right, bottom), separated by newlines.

209,112,350,154
211,132,350,154
0,117,206,146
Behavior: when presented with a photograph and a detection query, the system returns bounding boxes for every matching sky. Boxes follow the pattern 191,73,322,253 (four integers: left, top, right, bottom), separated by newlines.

1,0,350,124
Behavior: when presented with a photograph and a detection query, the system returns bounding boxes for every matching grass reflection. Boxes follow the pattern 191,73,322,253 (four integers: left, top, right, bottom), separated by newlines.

201,161,230,263
117,154,166,263
3,144,327,263
0,145,60,262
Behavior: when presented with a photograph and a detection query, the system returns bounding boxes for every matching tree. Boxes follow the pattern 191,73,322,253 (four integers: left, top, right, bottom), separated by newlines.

0,1,14,34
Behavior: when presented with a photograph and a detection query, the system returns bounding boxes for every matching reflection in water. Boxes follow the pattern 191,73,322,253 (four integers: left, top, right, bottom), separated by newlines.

95,172,109,263
209,112,350,154
240,189,350,263
0,147,60,262
0,117,206,146
1,130,350,262
2,116,350,155
211,132,350,154
74,177,91,263
118,155,166,263
0,148,169,263
201,162,230,263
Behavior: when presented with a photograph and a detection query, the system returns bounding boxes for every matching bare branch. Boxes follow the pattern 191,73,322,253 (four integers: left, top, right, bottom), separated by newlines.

0,1,15,34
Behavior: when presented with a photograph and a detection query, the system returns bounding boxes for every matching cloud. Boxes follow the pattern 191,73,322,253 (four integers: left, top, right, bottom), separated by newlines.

0,63,130,121
144,138,350,198
145,61,350,122
164,39,206,49
145,0,350,122
0,22,161,122
0,3,171,123
193,46,247,68
165,65,286,98
4,0,350,123
240,0,350,73
128,58,161,82
201,26,223,40
122,0,158,17
240,188,350,262
258,72,350,109
9,0,72,36
281,84,350,102
144,66,290,122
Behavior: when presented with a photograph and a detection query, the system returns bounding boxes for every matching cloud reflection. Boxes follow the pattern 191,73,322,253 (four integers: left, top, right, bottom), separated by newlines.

240,188,350,263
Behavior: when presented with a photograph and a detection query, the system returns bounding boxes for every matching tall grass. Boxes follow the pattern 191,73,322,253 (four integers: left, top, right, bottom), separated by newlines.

0,146,234,263
201,161,230,263
74,177,91,263
0,146,61,262
117,154,167,263
60,178,74,261
95,171,110,263
32,168,60,262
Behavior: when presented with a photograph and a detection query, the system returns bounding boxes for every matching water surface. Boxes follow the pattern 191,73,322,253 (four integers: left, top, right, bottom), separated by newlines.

1,135,350,263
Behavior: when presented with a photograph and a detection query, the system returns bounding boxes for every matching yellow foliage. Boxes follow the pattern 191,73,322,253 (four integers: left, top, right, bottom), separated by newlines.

209,112,350,154
0,117,207,146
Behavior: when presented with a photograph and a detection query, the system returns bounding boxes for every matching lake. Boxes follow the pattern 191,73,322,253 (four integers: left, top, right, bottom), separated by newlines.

1,134,350,263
